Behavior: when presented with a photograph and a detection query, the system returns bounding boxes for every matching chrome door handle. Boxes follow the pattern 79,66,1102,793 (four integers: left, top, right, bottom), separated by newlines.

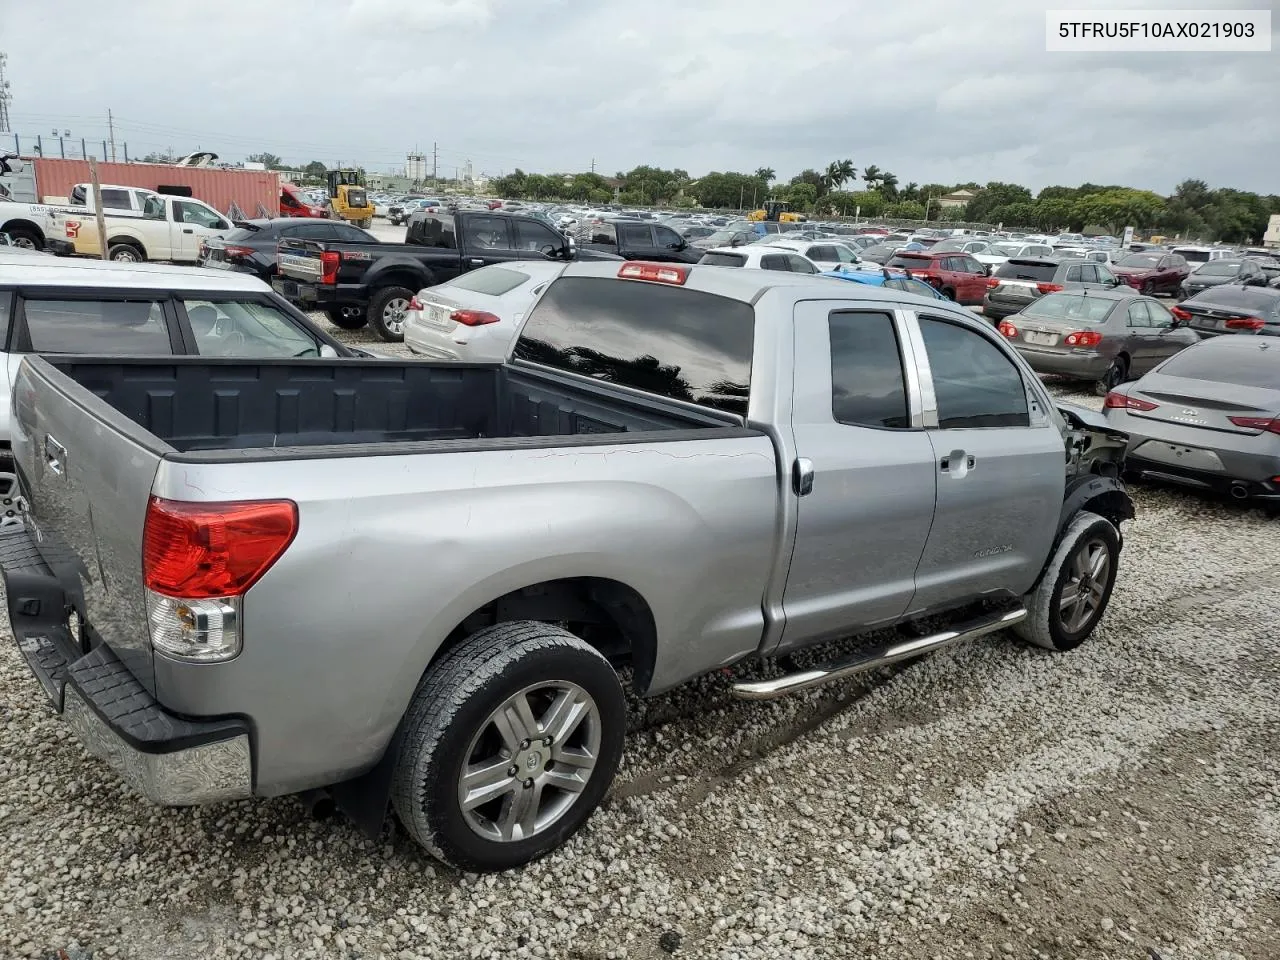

792,457,814,496
939,453,976,474
468,258,485,266
45,434,67,475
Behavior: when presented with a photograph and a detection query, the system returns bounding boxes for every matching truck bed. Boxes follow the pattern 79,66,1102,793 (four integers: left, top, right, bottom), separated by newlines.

36,357,741,458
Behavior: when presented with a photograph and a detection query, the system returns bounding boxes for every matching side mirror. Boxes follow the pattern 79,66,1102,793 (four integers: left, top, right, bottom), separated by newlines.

318,344,339,358
984,264,992,276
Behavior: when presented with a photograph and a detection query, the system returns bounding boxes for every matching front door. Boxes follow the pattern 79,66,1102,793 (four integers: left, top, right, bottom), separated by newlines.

616,223,659,260
459,215,523,273
908,312,1065,612
779,301,937,652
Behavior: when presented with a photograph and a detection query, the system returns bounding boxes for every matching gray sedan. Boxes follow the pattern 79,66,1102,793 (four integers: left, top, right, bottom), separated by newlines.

1103,336,1280,506
997,289,1199,393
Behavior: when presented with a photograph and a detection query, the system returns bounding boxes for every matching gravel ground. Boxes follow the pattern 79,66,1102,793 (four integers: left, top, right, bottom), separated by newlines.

2,311,1278,959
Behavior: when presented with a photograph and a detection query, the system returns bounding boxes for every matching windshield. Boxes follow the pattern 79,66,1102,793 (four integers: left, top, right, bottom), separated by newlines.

1117,254,1161,268
1196,261,1240,277
930,239,968,252
704,229,739,244
1024,293,1116,324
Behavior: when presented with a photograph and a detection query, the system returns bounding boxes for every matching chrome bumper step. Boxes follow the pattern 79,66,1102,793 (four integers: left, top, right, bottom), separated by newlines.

731,607,1027,701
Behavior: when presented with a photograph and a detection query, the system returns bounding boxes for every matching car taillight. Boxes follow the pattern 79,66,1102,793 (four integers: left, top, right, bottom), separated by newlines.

408,296,424,311
1036,283,1064,294
986,277,1001,289
320,250,341,284
451,309,501,326
1064,331,1103,347
142,497,298,662
1103,391,1158,412
1228,415,1280,434
1225,317,1265,330
1170,305,1192,321
224,245,254,259
619,261,689,285
997,321,1018,338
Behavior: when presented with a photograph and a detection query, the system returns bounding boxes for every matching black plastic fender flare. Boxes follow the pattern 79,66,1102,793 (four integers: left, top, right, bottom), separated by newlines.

1058,474,1135,537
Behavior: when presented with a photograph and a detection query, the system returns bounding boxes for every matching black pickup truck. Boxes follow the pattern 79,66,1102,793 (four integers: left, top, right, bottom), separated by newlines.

273,210,617,341
575,218,704,264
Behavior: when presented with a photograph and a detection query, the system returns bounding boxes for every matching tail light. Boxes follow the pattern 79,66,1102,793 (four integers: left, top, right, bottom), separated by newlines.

142,497,298,662
451,309,501,326
997,321,1018,338
619,262,689,285
224,245,254,259
1103,391,1158,412
1225,317,1265,330
408,296,424,311
320,250,341,284
986,277,1001,289
1228,415,1280,434
1064,331,1103,347
1170,305,1192,321
1036,282,1064,294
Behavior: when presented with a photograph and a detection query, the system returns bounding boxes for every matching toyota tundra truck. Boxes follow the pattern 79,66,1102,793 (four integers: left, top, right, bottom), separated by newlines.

0,260,1133,872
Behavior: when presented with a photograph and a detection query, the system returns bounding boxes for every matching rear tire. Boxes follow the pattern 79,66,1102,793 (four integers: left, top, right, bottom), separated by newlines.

1014,511,1120,652
1140,281,1155,296
941,286,956,301
108,242,145,263
5,227,41,251
391,622,625,872
369,285,414,342
1094,355,1129,396
0,454,20,529
358,218,373,229
325,307,367,330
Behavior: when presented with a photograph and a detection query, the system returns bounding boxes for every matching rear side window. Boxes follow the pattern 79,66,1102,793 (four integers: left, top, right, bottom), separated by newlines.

918,317,1029,428
829,312,909,429
23,299,172,354
99,188,132,209
513,277,754,415
786,255,818,274
1159,344,1280,388
760,254,789,271
700,252,746,267
409,214,457,248
886,255,931,270
443,266,531,296
618,223,653,246
995,260,1057,282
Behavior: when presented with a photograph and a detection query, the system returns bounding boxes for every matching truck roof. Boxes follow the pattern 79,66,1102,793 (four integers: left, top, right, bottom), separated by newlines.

0,251,269,292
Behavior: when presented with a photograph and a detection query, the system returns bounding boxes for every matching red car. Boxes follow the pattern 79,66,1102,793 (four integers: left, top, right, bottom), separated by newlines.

279,182,328,219
884,250,989,304
1110,251,1190,295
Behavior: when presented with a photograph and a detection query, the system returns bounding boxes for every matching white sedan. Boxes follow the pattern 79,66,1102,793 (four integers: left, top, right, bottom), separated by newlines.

760,237,866,272
697,246,822,273
403,261,569,361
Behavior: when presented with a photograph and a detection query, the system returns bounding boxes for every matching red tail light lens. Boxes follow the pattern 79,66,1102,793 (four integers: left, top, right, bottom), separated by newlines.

1103,391,1158,412
1036,283,1064,294
1170,305,1192,321
1228,415,1280,434
224,245,254,259
450,309,501,326
408,296,424,311
618,262,689,285
986,277,1001,289
1064,331,1103,347
143,497,299,599
1225,317,1265,330
320,250,341,284
997,321,1018,338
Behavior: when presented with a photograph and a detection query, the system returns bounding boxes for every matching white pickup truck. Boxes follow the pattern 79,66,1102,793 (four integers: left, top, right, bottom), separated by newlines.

45,193,233,263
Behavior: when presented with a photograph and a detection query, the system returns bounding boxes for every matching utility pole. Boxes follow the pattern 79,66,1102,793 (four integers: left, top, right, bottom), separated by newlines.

432,142,438,182
107,109,117,163
88,158,109,261
590,157,595,173
0,53,11,134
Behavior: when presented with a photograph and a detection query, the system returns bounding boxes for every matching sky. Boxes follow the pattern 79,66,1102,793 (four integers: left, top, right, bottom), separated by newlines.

2,0,1277,195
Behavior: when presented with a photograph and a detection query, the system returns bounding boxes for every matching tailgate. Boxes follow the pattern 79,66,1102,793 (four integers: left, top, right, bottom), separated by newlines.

9,357,167,693
277,237,327,282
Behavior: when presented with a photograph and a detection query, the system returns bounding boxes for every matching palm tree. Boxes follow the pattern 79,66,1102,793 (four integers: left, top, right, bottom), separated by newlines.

755,167,775,184
900,181,919,202
822,162,842,196
880,172,899,199
862,165,882,190
836,159,855,188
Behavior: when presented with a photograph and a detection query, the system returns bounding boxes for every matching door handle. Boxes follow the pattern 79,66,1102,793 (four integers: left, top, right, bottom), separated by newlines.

792,457,814,497
182,228,194,234
45,434,67,475
468,258,485,266
939,452,976,473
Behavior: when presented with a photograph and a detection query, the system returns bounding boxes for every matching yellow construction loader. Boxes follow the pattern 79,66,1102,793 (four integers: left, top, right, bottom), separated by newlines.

326,169,374,228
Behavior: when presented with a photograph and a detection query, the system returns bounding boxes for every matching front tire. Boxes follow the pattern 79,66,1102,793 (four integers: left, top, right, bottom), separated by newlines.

941,286,956,301
369,285,415,342
1014,511,1120,652
391,622,625,872
5,228,41,250
325,307,367,330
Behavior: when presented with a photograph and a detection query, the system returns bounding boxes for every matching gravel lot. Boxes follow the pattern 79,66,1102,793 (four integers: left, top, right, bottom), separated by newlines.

1,308,1278,959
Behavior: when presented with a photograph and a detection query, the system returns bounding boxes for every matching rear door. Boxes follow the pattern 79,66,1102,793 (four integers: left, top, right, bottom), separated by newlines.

779,301,937,650
906,311,1064,610
959,256,987,302
1123,299,1160,372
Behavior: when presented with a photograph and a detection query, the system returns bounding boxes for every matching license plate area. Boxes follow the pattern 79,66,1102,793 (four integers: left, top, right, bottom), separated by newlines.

1023,331,1059,346
1134,440,1225,472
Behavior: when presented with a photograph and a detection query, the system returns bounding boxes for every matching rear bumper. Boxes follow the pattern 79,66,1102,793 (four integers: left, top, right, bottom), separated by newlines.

982,295,1032,319
1125,453,1280,500
1015,346,1110,379
0,529,253,805
271,276,367,311
45,238,76,257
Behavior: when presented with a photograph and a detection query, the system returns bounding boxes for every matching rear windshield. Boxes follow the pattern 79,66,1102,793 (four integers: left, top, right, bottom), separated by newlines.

513,276,754,416
700,252,746,267
1117,254,1160,268
1024,293,1115,323
442,266,531,296
223,226,262,242
1175,249,1212,263
1160,345,1280,389
995,260,1057,281
1195,261,1239,276
885,255,932,269
1189,287,1280,312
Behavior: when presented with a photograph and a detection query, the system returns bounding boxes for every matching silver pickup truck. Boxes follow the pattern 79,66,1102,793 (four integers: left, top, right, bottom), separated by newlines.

0,260,1133,872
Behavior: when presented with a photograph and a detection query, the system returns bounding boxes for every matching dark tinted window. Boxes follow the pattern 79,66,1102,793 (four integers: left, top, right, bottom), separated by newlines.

23,299,173,354
808,246,839,261
1197,260,1241,277
1160,344,1280,388
700,252,746,267
994,260,1057,282
786,255,818,274
514,219,563,253
654,226,684,247
886,255,932,270
918,317,1029,428
513,277,753,415
1190,287,1280,313
334,223,374,241
464,215,512,251
292,222,337,240
618,223,654,247
0,291,10,348
408,214,457,248
100,188,132,209
760,254,789,271
829,312,909,429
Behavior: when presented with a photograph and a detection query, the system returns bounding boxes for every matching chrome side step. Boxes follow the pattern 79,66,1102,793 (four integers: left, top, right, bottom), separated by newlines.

730,607,1027,701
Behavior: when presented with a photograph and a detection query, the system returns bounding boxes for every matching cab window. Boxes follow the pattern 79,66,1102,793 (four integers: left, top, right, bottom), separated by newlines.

183,299,321,358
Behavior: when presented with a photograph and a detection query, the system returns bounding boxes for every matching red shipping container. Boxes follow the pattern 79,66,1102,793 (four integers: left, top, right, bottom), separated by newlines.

30,158,281,218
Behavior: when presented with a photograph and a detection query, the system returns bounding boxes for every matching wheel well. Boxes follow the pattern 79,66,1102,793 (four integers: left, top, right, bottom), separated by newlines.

1080,489,1135,531
373,272,426,295
109,236,146,254
1,219,44,246
438,577,658,694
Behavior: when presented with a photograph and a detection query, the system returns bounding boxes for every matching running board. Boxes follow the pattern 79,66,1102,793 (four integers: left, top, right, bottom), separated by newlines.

731,607,1027,701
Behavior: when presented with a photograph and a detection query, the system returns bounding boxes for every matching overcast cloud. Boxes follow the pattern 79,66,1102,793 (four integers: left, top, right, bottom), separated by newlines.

3,0,1276,193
